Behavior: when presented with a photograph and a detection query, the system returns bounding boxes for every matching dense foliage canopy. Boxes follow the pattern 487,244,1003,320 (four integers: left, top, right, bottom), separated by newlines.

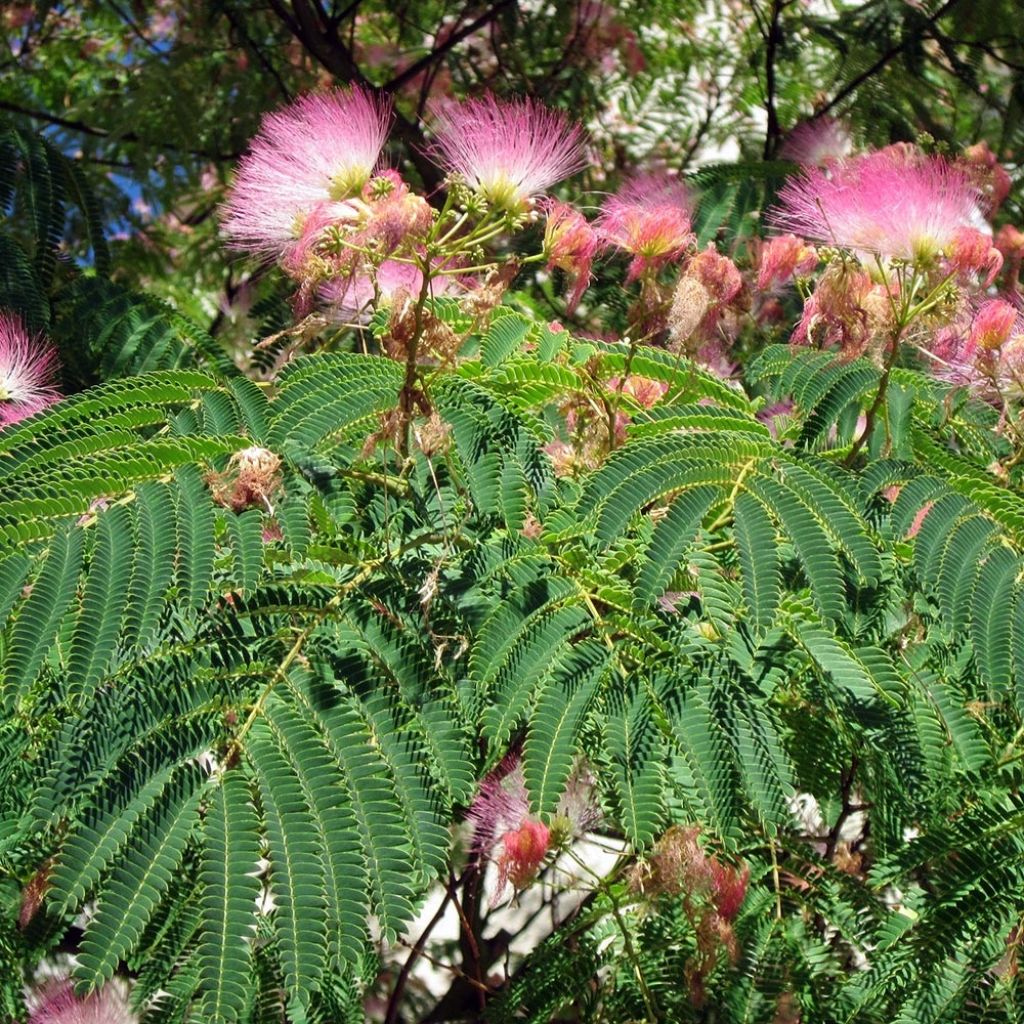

3,2,1024,1022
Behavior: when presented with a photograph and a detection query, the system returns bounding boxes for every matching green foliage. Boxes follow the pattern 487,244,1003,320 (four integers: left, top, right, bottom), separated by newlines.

2,2,1024,1015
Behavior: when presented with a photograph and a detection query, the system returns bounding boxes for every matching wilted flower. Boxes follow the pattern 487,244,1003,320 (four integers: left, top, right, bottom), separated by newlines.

688,245,742,305
608,374,668,409
996,224,1024,262
429,94,585,211
220,87,393,260
27,977,136,1024
467,753,599,903
770,149,987,265
598,172,695,282
207,446,283,513
757,233,818,290
778,116,852,166
542,199,599,311
629,825,748,1004
791,263,873,357
0,312,61,427
666,245,742,358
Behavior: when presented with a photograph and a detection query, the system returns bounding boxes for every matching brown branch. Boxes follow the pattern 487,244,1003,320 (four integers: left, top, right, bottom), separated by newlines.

810,0,966,122
763,0,789,159
222,4,294,99
0,99,240,161
383,0,516,94
384,879,456,1024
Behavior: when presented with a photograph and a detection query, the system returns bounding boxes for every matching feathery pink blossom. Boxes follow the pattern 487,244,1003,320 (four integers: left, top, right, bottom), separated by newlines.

770,149,987,264
778,116,852,166
542,199,599,311
28,978,135,1024
598,172,695,282
429,94,585,211
220,87,393,260
756,233,818,290
0,312,61,427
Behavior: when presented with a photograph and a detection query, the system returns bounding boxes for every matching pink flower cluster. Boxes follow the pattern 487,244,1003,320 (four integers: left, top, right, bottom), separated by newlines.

223,89,591,320
0,312,61,427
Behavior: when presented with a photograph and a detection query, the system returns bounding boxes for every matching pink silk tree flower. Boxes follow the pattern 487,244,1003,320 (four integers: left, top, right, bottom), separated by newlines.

769,149,986,265
778,116,852,166
0,312,61,428
429,94,585,212
756,233,818,290
542,199,599,312
598,172,695,283
220,87,393,261
28,978,135,1024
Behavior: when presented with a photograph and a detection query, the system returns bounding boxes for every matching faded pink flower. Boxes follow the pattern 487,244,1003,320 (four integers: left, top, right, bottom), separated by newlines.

996,224,1024,261
0,312,61,427
770,149,986,264
962,140,1012,214
542,199,599,311
429,94,585,211
757,233,818,290
970,299,1018,350
598,172,695,282
907,501,935,539
575,1,645,74
778,116,852,166
609,374,668,408
28,978,135,1024
220,87,393,260
467,753,599,903
756,399,795,439
946,226,1003,287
